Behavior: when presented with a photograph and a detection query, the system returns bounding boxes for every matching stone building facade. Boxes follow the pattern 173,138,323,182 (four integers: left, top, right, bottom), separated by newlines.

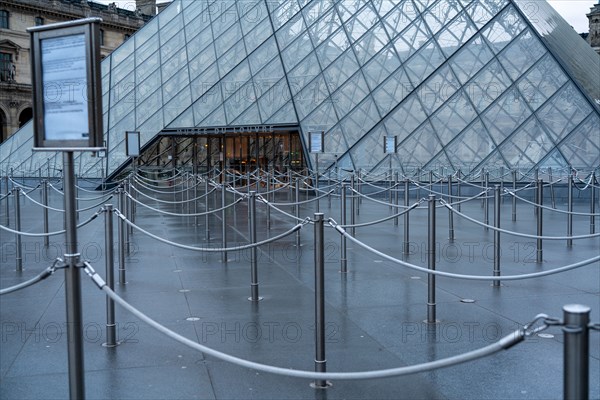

588,2,600,54
0,0,153,143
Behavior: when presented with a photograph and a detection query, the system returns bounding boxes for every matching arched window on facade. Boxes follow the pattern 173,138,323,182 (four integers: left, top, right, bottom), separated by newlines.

19,107,32,128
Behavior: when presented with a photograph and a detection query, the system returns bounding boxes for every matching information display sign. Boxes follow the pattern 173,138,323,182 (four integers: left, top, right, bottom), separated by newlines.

309,131,324,153
126,131,140,157
29,18,104,151
384,136,397,154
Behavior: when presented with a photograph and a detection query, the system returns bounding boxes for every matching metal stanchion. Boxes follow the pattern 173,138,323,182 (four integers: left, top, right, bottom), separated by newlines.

394,172,399,226
500,166,505,204
481,168,485,208
62,152,86,400
512,170,517,222
204,178,210,241
403,179,410,255
427,195,437,324
221,182,227,263
448,174,454,241
248,192,262,301
295,178,301,247
483,171,489,230
117,186,127,285
456,169,461,212
75,174,80,222
590,173,596,234
493,185,501,287
266,174,271,230
42,179,49,247
536,179,543,263
4,175,9,226
350,174,356,237
567,175,573,248
340,183,347,273
124,180,131,254
357,169,361,213
103,205,117,347
563,304,590,400
13,187,22,272
549,167,556,209
534,168,539,216
311,213,330,389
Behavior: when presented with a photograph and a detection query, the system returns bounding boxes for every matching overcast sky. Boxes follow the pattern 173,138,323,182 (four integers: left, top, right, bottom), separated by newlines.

93,0,597,33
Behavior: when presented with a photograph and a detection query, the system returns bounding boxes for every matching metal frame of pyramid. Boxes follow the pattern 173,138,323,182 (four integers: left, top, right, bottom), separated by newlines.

1,0,599,180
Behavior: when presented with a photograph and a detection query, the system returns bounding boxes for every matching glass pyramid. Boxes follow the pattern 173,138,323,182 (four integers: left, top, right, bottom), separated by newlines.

1,0,599,179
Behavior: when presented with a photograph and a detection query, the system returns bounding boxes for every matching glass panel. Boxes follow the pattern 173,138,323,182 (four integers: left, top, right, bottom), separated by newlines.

188,40,217,77
332,73,369,116
276,11,306,50
419,64,460,114
294,74,329,119
396,121,443,166
244,17,272,54
383,1,419,39
372,67,411,115
393,18,431,62
466,0,508,29
224,81,257,123
315,28,349,68
211,1,238,38
466,59,510,112
202,105,226,127
309,9,341,48
338,97,379,144
138,106,164,144
449,35,494,84
167,106,195,128
135,33,160,66
231,103,262,125
323,50,359,93
281,32,314,71
134,15,159,49
254,59,285,94
258,78,291,121
497,29,545,80
445,119,495,169
536,83,591,143
193,86,223,124
110,90,135,129
337,0,365,22
430,91,478,146
558,115,600,169
499,117,554,166
435,11,477,58
249,37,278,75
362,44,400,89
384,95,428,143
138,69,161,103
288,52,321,95
161,29,186,62
163,67,190,104
136,88,163,127
160,6,184,44
303,0,336,27
265,101,298,124
191,62,220,101
136,50,160,85
186,26,214,59
423,0,461,35
239,1,267,34
215,22,243,59
350,125,387,170
112,55,134,86
271,0,301,30
112,35,135,67
482,88,532,145
404,40,445,86
218,41,247,78
354,23,388,65
163,86,192,126
302,100,338,132
482,6,526,54
517,54,567,111
161,47,188,84
345,4,377,43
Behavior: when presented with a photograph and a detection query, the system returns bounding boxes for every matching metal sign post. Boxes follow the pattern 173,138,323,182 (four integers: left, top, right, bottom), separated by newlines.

29,18,104,400
309,131,324,212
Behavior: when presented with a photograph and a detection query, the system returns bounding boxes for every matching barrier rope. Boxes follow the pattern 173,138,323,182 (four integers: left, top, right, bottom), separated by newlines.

441,200,600,240
261,189,335,206
0,208,103,237
21,190,113,213
349,187,417,209
114,209,305,252
83,261,526,381
129,183,216,204
339,201,422,228
125,192,243,217
328,219,600,281
257,196,311,224
504,190,600,216
133,177,199,194
0,258,64,296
